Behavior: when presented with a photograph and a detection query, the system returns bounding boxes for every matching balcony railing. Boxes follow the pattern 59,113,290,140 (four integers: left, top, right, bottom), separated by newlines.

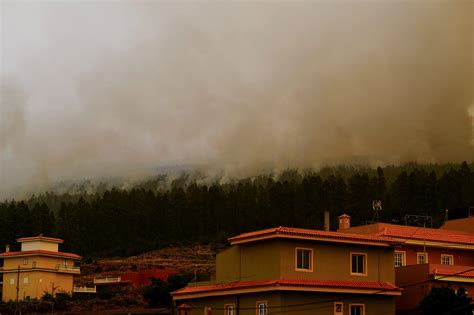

93,276,121,284
73,286,97,293
56,265,81,273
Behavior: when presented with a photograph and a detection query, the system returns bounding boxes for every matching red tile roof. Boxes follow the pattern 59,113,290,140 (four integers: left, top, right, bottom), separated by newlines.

369,223,474,245
440,217,474,233
172,278,401,296
0,250,81,259
228,226,403,246
17,236,64,243
428,264,474,278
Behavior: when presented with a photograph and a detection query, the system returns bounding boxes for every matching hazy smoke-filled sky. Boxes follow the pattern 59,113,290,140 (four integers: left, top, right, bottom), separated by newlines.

1,0,473,199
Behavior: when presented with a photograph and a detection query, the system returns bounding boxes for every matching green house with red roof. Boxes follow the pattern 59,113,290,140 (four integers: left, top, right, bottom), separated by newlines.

172,215,402,315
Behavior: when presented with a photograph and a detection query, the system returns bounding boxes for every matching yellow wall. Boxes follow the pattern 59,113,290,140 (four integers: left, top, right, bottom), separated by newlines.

2,255,75,301
279,240,395,283
181,292,281,315
3,255,75,271
21,241,59,252
216,246,241,283
214,239,395,284
216,240,281,283
2,270,74,301
180,292,395,315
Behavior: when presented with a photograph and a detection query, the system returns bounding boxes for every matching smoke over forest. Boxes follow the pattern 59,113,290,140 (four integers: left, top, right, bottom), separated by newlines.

1,1,473,199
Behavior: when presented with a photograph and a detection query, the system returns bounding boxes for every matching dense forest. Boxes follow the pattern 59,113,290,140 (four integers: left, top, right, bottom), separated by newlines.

0,162,473,258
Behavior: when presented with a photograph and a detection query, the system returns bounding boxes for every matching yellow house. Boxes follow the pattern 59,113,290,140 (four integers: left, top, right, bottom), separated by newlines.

0,236,81,301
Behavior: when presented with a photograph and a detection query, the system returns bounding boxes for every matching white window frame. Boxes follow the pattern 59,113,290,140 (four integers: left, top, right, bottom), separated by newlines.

256,301,267,315
9,278,14,285
349,303,365,315
23,258,28,265
225,304,235,315
441,254,454,265
417,252,428,264
23,277,28,284
394,251,406,267
350,252,367,276
295,248,313,272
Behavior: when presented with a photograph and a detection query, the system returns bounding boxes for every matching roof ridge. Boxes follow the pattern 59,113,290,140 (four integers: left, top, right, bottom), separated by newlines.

228,226,403,246
172,277,402,297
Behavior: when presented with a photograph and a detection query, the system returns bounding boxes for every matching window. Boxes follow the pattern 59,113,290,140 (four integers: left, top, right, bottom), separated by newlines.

32,261,37,268
350,304,365,315
441,254,454,265
295,248,313,271
417,252,428,264
334,302,343,315
256,301,267,315
9,278,14,285
394,251,406,267
23,277,28,284
23,258,28,265
351,253,367,276
225,304,235,315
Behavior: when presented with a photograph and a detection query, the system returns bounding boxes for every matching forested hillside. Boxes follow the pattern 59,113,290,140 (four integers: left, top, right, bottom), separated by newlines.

0,162,473,258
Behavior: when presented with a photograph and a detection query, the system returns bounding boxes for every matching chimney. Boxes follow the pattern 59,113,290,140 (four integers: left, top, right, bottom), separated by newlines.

324,211,330,231
5,245,10,253
338,214,351,230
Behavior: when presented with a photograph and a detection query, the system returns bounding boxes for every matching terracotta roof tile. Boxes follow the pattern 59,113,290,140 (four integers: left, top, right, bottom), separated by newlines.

172,278,400,296
228,226,403,246
428,264,474,278
0,250,81,259
372,223,474,245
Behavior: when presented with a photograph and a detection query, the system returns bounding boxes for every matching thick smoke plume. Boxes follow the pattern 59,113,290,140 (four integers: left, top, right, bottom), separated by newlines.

1,1,473,199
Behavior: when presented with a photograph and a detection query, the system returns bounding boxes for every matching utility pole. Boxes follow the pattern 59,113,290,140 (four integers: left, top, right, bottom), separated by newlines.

423,221,426,259
16,265,20,302
14,265,20,315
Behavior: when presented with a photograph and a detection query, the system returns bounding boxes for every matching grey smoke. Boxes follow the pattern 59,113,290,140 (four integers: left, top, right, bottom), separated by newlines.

1,0,473,199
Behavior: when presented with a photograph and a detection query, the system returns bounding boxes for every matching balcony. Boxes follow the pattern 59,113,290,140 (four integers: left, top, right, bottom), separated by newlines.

73,286,97,293
56,264,81,274
94,276,122,284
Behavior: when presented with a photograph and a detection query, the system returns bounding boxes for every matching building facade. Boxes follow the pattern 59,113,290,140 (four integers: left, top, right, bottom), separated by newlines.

339,217,474,314
173,227,402,315
0,236,81,301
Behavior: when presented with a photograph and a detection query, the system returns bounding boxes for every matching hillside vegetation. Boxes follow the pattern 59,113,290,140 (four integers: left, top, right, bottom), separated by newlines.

0,162,473,258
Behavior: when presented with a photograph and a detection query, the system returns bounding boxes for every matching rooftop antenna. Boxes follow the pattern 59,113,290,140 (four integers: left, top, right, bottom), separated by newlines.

404,214,432,228
444,209,449,223
372,200,382,222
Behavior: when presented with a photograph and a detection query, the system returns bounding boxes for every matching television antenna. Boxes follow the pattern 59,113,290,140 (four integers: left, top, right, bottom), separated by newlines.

372,200,382,222
404,214,432,228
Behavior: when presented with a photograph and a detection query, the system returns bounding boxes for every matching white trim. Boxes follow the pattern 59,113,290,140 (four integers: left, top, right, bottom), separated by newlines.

394,250,406,267
417,252,428,264
295,247,313,272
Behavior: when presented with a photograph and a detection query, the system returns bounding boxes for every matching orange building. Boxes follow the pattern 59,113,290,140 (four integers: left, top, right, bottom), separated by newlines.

338,216,474,314
0,236,81,301
173,226,402,315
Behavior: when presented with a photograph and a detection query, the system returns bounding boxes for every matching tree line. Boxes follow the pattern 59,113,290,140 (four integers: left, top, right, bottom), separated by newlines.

0,162,473,258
